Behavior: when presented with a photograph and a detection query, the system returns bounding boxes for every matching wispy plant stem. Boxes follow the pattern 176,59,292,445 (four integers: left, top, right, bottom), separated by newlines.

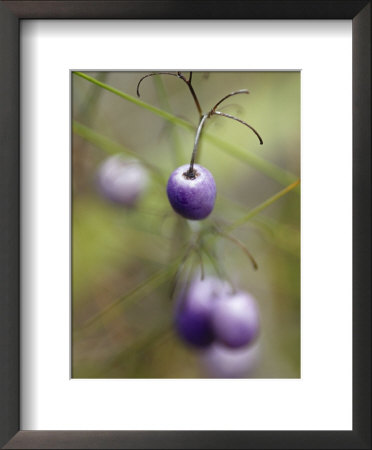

80,258,181,331
225,179,300,232
186,114,209,177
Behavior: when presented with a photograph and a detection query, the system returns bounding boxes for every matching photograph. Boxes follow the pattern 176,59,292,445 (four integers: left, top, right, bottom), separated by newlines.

71,71,301,379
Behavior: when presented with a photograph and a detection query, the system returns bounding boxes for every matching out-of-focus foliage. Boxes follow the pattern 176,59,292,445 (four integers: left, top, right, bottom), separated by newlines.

72,71,300,378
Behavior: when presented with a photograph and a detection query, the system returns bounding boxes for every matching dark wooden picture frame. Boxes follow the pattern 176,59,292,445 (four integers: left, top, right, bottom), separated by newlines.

0,1,370,449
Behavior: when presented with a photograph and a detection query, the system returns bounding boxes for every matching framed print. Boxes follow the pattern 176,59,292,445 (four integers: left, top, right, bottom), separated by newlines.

70,69,300,381
0,1,371,449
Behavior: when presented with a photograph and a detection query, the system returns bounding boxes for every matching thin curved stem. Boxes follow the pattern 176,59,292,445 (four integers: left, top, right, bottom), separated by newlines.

215,227,258,270
137,71,203,118
177,71,202,118
184,88,262,169
212,111,263,145
211,89,250,113
136,72,179,97
186,106,263,174
186,114,209,177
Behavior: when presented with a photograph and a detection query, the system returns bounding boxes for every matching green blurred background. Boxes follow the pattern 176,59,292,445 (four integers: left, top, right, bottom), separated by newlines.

72,71,300,378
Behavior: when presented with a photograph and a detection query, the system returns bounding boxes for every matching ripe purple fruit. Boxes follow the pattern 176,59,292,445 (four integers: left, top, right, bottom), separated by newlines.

212,291,260,348
97,155,148,207
174,276,232,347
166,164,216,220
175,276,260,350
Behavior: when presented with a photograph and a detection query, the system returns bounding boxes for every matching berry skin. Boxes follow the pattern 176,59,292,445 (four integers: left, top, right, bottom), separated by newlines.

166,164,216,220
201,342,260,378
174,276,232,348
97,155,148,207
211,291,260,348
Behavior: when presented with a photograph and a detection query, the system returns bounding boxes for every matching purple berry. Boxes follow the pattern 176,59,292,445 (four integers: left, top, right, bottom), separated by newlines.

201,342,260,378
211,291,260,348
175,276,232,347
97,155,148,206
166,164,216,220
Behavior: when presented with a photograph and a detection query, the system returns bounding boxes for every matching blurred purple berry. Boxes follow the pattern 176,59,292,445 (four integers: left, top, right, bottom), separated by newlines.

175,276,232,348
166,164,216,220
97,155,148,206
201,342,260,378
211,291,260,348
